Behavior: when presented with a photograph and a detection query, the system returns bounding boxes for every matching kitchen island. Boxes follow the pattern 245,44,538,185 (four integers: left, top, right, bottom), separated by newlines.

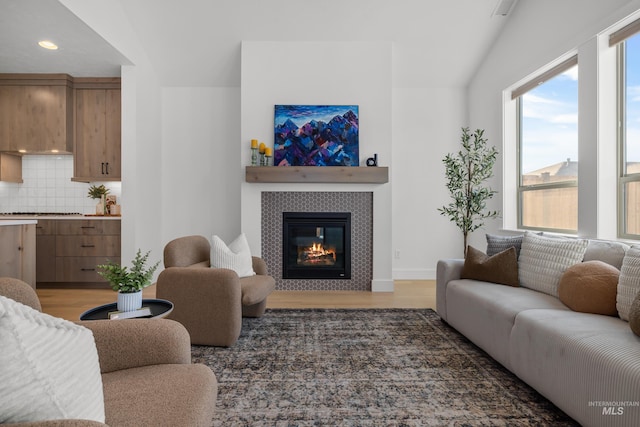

0,219,36,288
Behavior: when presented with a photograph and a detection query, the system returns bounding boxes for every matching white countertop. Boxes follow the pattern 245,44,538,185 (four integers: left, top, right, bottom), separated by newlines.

0,219,38,226
0,215,121,221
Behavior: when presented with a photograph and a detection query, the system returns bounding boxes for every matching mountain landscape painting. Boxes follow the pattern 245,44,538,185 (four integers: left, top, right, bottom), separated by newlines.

274,105,359,166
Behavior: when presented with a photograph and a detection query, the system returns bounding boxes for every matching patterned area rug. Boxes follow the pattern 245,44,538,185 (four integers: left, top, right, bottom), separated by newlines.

192,309,578,426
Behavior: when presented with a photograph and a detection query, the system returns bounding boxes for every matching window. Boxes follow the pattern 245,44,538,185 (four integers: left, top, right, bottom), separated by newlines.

618,32,640,238
513,57,579,232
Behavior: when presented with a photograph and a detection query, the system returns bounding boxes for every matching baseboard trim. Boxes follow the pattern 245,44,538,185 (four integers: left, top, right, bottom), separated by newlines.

371,279,394,292
393,268,436,280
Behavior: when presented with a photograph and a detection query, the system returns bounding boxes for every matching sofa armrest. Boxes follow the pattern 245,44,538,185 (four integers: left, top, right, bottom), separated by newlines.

436,259,465,322
78,318,191,374
251,256,269,276
156,267,243,346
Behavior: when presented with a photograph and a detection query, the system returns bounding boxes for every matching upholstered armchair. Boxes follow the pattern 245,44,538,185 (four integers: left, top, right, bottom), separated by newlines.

0,277,217,427
156,235,276,347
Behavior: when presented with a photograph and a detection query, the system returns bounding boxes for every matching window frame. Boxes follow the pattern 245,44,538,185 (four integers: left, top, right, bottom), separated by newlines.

617,40,640,239
514,58,579,234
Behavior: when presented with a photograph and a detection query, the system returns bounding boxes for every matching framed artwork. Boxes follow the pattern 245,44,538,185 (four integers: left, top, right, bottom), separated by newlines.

274,105,359,166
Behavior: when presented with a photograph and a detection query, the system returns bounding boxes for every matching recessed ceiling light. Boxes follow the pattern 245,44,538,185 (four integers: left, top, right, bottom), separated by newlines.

38,40,58,50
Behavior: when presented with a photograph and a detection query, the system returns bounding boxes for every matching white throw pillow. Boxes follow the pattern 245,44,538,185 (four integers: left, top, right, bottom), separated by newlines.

0,296,105,424
617,246,640,321
210,233,256,277
518,232,588,297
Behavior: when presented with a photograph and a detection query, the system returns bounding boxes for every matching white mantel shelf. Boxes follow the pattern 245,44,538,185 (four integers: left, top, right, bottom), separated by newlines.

245,166,389,184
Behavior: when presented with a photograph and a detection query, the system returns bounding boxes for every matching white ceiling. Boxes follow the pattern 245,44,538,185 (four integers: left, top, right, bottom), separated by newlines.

0,0,515,87
0,0,129,77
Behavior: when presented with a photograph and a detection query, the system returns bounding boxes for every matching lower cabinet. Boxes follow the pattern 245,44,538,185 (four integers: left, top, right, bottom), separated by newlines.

0,223,36,288
36,219,121,286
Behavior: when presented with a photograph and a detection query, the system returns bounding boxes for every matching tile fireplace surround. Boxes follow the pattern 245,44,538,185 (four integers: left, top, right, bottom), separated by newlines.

261,191,373,291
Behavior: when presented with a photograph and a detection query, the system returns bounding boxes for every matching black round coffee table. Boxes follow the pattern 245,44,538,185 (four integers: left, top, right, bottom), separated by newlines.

80,299,174,321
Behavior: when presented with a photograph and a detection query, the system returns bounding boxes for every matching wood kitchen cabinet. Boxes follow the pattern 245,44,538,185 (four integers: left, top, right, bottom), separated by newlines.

35,219,56,283
0,222,36,288
0,152,23,183
0,74,73,153
72,78,121,182
35,219,121,287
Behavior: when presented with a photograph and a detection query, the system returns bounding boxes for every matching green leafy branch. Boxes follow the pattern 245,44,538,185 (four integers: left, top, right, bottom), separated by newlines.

438,127,499,256
97,249,160,293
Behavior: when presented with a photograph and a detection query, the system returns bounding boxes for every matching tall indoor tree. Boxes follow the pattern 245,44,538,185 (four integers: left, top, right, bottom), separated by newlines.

438,127,499,257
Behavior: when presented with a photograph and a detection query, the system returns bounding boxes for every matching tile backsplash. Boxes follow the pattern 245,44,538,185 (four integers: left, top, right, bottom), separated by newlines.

0,155,121,214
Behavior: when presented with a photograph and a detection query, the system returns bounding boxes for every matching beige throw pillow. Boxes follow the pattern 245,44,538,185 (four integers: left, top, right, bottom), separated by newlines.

518,232,588,298
617,246,640,321
211,233,256,277
0,296,105,424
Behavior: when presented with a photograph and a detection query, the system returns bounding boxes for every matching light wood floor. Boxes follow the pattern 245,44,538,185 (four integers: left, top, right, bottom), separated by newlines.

36,280,436,321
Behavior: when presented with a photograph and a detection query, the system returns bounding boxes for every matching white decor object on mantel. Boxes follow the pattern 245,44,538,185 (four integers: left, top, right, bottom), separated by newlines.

117,290,142,312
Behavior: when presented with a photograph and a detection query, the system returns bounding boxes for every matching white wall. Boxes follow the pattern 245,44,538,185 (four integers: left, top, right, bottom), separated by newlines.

392,88,468,276
240,41,394,290
161,87,241,244
468,0,640,241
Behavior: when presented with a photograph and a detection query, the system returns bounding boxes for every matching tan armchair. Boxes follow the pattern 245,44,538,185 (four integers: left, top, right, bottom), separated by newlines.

0,277,217,427
156,235,276,347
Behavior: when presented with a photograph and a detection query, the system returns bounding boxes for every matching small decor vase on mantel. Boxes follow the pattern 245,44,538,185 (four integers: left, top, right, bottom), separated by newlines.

97,249,160,313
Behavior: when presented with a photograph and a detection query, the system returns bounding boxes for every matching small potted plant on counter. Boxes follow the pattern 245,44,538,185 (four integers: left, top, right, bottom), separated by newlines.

87,184,110,215
97,249,160,312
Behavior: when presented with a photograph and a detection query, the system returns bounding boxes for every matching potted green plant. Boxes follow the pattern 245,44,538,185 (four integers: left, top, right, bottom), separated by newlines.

97,249,160,312
87,184,110,215
438,127,499,257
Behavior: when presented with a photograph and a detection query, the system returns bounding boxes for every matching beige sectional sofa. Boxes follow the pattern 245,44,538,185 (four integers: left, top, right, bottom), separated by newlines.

437,234,640,427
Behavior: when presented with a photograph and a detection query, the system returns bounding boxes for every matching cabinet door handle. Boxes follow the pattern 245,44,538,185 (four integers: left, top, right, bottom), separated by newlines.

17,246,22,251
81,268,96,272
81,244,96,248
81,226,96,229
101,162,105,174
105,162,109,175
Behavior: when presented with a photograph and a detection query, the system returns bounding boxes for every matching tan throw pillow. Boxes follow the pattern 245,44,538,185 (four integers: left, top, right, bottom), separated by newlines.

461,245,519,287
629,291,640,337
558,260,619,316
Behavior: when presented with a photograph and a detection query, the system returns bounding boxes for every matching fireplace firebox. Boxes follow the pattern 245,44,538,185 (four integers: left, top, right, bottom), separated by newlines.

282,212,351,279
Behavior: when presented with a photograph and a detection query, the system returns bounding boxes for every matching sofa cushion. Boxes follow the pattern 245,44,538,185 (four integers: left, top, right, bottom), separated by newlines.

583,239,630,270
445,280,570,370
0,296,105,424
618,246,640,321
461,245,519,287
518,232,588,297
486,233,525,257
211,233,256,278
509,309,640,427
558,260,619,316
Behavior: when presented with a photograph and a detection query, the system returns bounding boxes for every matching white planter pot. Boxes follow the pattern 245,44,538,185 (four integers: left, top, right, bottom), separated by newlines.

117,290,143,312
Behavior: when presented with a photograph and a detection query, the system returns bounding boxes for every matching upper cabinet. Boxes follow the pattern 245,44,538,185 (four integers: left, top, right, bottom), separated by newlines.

0,74,73,153
72,78,121,182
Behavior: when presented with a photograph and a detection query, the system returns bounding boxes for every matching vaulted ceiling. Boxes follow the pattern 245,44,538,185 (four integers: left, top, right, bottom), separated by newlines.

0,0,515,87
